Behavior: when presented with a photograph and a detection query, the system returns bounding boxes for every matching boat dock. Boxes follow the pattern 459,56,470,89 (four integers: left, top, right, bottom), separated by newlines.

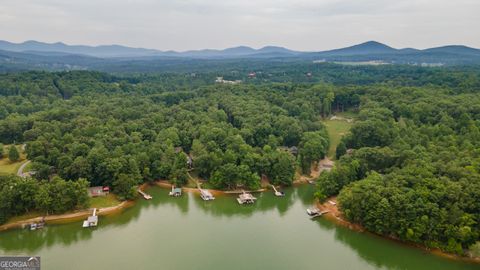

138,189,152,200
306,207,329,218
271,185,285,197
83,208,98,228
237,191,257,204
29,218,45,230
169,186,182,197
199,188,215,201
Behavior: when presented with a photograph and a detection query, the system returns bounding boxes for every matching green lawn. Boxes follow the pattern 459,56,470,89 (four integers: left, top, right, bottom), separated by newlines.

323,119,353,159
0,145,27,175
90,194,121,208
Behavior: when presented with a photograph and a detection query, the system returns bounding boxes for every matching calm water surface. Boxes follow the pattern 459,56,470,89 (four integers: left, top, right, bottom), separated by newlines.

0,185,478,270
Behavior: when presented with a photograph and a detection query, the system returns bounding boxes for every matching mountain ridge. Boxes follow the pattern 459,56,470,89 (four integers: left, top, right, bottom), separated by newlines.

0,40,479,59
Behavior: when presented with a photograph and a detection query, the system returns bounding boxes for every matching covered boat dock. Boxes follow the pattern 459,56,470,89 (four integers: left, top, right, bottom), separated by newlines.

237,192,257,204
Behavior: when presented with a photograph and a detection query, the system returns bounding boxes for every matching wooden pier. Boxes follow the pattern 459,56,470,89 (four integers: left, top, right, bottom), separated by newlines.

138,189,152,200
83,208,98,228
306,207,329,218
271,185,285,197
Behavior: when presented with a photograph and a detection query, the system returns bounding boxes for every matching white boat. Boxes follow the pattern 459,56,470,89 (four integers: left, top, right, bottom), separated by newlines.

29,221,45,230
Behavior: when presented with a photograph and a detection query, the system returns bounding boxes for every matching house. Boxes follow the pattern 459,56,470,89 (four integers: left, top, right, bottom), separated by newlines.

215,77,242,84
88,186,106,197
248,72,256,78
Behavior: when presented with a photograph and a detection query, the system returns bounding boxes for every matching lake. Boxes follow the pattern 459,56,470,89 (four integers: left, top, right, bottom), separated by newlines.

0,185,478,270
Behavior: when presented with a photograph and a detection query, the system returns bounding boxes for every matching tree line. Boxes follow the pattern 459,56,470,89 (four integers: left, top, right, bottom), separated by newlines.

0,175,89,224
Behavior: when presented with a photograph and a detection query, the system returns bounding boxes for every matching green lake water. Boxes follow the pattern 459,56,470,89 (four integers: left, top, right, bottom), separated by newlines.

0,185,478,270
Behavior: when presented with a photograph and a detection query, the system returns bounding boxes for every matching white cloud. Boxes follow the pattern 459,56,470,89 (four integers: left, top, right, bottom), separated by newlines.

0,0,479,50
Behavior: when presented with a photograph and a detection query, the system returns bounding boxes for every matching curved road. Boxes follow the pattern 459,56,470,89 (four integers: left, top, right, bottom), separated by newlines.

17,160,31,177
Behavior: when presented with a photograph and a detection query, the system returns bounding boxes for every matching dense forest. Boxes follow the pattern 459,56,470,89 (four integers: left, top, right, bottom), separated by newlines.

316,81,480,256
0,70,336,223
0,63,479,258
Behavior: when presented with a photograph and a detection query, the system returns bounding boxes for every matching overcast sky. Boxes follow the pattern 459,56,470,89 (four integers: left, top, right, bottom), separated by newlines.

0,0,479,51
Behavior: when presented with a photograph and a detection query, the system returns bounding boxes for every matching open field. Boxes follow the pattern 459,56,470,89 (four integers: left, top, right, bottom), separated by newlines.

323,118,354,159
90,193,121,208
0,145,27,175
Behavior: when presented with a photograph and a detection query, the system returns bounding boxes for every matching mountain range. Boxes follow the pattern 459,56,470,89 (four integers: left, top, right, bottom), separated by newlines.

1,40,478,59
0,40,479,72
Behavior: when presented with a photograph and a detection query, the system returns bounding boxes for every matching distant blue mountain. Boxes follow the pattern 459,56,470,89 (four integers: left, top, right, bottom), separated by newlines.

0,40,303,58
0,40,160,58
423,45,480,56
0,39,479,67
316,41,397,56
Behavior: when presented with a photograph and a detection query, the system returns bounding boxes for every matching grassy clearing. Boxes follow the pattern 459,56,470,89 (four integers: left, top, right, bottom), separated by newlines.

89,194,121,208
0,144,27,175
323,119,353,159
186,170,216,189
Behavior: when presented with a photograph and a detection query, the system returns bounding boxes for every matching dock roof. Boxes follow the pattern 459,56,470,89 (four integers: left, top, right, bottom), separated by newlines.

239,193,256,200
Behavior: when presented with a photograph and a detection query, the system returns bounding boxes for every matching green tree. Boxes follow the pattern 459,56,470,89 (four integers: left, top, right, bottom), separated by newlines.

323,91,335,117
269,151,296,186
112,173,138,200
299,131,329,174
8,145,19,162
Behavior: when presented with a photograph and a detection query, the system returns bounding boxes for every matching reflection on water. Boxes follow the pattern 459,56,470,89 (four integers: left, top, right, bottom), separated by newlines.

0,185,477,270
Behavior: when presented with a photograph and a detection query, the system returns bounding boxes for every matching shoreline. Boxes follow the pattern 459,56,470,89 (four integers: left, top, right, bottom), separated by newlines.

2,173,478,264
316,198,480,264
0,184,151,232
155,180,266,196
0,200,135,232
0,177,292,232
